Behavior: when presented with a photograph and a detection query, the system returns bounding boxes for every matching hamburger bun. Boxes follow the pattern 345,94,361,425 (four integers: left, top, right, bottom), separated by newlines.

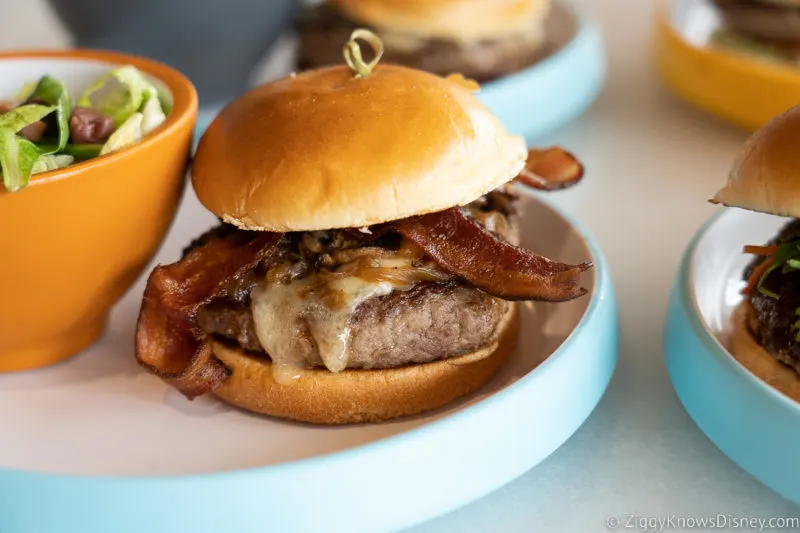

212,303,519,424
330,0,550,42
730,302,800,403
712,105,800,218
192,64,526,232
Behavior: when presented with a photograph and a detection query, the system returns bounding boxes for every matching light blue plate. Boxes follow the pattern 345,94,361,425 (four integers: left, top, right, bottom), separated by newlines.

478,3,606,143
0,193,617,533
665,207,800,504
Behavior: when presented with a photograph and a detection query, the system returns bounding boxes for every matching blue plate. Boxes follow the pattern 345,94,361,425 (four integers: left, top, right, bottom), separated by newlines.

665,208,800,503
0,192,617,533
478,3,606,143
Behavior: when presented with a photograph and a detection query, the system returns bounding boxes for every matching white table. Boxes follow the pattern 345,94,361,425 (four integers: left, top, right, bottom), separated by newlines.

2,1,797,531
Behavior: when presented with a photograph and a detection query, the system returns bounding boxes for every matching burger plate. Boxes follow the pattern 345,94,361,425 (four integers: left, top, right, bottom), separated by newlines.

655,0,800,131
477,2,606,143
664,207,800,504
0,190,617,533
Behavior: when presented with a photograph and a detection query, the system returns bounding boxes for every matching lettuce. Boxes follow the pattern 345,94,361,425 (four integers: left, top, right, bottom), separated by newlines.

0,104,55,133
78,65,157,127
31,154,74,174
100,112,143,155
0,128,42,192
28,76,72,153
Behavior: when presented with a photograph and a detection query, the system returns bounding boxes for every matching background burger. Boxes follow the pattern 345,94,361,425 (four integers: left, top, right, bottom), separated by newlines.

296,0,551,81
712,104,800,402
135,30,591,425
711,0,800,66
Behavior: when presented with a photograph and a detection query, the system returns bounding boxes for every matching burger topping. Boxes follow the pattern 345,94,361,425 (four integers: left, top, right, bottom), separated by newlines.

251,242,449,383
136,232,283,398
515,147,585,191
743,242,800,300
393,207,591,301
136,187,591,398
742,220,800,375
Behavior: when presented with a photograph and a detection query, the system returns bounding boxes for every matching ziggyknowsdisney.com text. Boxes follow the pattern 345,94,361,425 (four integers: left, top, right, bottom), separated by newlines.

605,514,799,531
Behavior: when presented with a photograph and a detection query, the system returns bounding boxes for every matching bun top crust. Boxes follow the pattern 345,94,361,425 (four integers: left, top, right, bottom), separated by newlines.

712,105,800,218
330,0,550,42
192,65,527,231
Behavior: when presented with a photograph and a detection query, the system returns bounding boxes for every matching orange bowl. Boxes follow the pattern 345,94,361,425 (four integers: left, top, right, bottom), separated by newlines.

0,50,197,372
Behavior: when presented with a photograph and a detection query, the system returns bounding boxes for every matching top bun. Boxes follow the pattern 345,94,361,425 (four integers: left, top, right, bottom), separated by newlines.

712,105,800,218
330,0,550,42
192,64,527,232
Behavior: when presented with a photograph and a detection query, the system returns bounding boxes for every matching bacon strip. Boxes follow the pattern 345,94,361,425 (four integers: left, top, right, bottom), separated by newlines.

393,208,591,301
135,232,282,399
515,147,584,191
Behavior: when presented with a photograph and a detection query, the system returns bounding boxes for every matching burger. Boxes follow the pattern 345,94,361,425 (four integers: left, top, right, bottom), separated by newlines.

296,0,551,82
712,104,800,402
135,30,591,425
710,0,800,66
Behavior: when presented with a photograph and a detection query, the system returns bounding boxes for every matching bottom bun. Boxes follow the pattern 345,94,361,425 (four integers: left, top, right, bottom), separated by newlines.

730,302,800,403
212,303,519,424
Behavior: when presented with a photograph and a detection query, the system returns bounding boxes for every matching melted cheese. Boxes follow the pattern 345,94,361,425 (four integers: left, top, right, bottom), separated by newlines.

250,271,396,384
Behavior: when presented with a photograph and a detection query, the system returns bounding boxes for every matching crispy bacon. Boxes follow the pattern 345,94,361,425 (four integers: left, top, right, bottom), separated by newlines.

135,232,283,398
515,147,584,191
392,208,591,301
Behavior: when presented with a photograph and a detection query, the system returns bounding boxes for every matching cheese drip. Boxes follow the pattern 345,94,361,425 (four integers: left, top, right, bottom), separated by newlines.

250,257,418,385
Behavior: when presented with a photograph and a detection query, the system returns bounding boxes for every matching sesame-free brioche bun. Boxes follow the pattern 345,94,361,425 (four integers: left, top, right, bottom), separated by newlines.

331,0,550,42
211,304,518,424
192,66,527,232
712,105,800,218
731,302,800,403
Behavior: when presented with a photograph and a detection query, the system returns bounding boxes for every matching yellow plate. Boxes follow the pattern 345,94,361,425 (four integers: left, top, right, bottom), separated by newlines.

654,3,800,131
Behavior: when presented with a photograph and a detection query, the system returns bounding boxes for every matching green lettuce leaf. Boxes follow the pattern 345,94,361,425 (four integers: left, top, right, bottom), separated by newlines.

140,91,166,134
0,127,41,192
64,143,103,160
0,104,55,133
756,242,800,299
79,65,155,127
28,75,72,153
36,143,104,160
100,112,143,155
31,154,74,174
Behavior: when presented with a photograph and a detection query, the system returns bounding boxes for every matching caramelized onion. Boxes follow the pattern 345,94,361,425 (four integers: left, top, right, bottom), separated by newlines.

319,245,452,286
135,232,282,398
357,265,453,285
393,208,591,301
515,147,584,191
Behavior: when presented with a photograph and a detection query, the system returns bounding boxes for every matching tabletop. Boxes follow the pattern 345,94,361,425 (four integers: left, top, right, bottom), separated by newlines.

1,1,798,531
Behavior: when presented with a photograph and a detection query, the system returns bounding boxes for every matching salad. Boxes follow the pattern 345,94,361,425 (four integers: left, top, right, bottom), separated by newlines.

0,65,170,192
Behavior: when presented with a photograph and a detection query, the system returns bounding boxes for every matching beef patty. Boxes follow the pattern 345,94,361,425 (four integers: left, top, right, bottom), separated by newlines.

193,190,517,371
199,282,508,369
713,0,800,44
745,219,800,374
295,4,546,82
